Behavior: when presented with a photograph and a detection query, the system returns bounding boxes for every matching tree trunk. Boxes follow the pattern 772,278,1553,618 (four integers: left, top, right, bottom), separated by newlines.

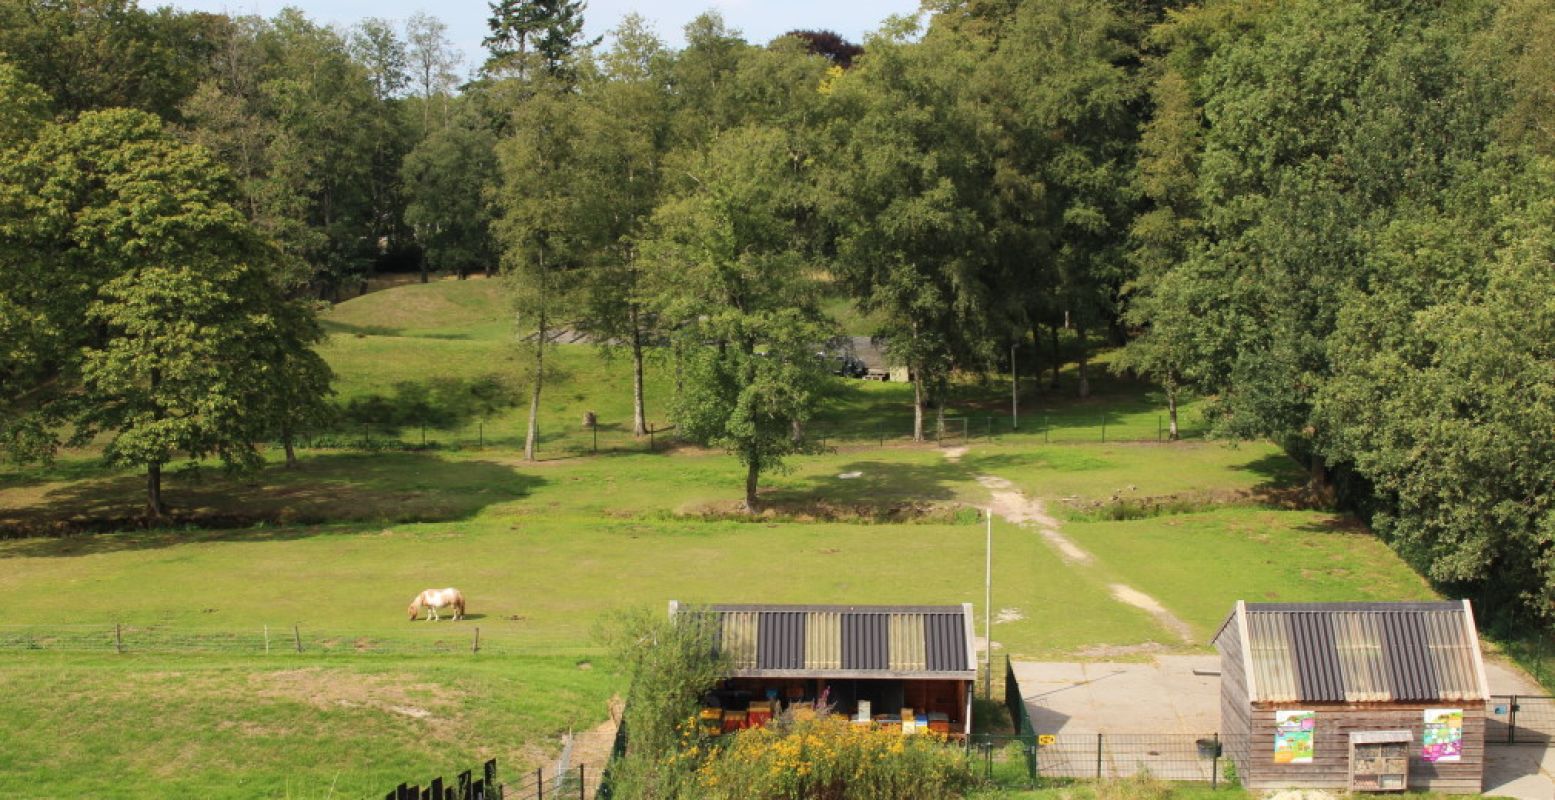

419,254,429,284
283,421,298,468
1076,325,1090,399
1049,323,1061,390
744,458,760,514
936,400,946,442
525,295,546,461
1167,389,1180,441
1309,450,1334,505
630,304,648,437
146,462,166,520
912,370,925,443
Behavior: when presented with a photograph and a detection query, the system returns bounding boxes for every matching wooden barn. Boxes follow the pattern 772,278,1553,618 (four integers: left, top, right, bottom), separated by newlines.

671,601,977,737
1212,601,1490,793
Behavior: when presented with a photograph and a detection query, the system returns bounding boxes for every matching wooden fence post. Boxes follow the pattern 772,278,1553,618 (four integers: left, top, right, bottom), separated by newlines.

115,623,124,654
264,624,270,655
536,768,544,800
457,769,471,800
472,627,480,654
293,624,303,653
578,765,585,800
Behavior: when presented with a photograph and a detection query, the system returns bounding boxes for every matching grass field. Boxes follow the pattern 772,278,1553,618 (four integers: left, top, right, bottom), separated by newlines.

0,278,1463,797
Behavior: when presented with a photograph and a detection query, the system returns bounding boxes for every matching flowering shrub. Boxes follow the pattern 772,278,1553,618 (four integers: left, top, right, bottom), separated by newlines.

689,716,974,800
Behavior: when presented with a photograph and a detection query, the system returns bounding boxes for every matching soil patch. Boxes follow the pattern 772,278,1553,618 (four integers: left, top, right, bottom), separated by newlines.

682,498,967,524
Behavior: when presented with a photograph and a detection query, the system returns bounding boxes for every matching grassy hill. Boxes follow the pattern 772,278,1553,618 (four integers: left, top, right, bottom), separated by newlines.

0,277,1448,797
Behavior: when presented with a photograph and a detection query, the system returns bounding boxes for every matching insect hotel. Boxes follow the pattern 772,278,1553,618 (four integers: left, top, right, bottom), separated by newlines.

1212,601,1490,793
672,601,978,738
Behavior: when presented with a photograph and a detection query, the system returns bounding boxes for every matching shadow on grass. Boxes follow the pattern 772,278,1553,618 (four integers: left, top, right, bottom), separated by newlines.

700,457,978,523
0,452,542,549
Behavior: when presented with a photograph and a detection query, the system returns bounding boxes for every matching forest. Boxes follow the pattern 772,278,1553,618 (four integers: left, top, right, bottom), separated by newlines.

1,0,1553,628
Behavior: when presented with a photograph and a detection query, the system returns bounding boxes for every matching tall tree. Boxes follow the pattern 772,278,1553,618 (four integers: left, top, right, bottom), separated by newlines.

647,125,835,512
1,103,330,515
570,15,673,437
824,16,996,440
402,94,499,281
493,78,596,461
404,12,462,129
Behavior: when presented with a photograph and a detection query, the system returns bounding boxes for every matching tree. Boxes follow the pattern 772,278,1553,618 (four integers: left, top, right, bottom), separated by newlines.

783,29,863,68
404,12,462,130
483,0,597,79
402,94,499,282
493,79,596,461
1,105,330,515
647,126,835,512
350,18,409,101
824,17,996,440
571,15,673,437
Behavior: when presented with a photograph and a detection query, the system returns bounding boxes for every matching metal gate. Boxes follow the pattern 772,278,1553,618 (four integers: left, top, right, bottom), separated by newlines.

1488,695,1555,745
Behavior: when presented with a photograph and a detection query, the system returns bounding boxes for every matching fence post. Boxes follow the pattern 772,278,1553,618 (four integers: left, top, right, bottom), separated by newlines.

1212,733,1220,789
421,424,426,447
536,768,544,800
264,624,270,655
115,623,124,654
1096,733,1103,779
478,422,484,449
578,765,585,800
1043,416,1049,444
458,770,471,800
1158,415,1162,442
592,425,597,453
473,627,480,654
293,624,303,653
649,426,654,452
878,423,884,447
1100,416,1107,443
1509,694,1518,744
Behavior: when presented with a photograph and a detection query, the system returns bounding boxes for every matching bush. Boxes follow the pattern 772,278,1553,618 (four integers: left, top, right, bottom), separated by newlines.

690,716,974,800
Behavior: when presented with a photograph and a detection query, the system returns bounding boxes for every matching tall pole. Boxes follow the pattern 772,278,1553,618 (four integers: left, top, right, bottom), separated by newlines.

1011,344,1019,429
985,508,993,696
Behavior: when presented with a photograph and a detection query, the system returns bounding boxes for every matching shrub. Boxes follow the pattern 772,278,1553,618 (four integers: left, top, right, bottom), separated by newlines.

691,716,974,800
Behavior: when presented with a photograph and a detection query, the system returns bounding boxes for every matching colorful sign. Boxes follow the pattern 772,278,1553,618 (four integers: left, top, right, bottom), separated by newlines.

1423,708,1464,762
1274,710,1316,764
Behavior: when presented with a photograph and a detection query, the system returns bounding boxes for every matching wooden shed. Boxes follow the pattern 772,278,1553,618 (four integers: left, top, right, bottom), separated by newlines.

672,601,978,737
1212,601,1490,793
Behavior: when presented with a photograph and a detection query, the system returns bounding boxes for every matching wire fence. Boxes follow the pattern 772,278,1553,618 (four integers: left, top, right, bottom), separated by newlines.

0,623,600,658
287,402,1207,462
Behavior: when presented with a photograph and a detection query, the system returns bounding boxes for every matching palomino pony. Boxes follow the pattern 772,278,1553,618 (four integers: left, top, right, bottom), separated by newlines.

408,588,466,621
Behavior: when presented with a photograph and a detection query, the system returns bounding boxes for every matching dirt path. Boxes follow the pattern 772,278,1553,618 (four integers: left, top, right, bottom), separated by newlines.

966,462,1196,644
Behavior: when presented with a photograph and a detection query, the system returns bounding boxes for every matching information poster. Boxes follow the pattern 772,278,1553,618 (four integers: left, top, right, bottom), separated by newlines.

1274,710,1316,764
1423,708,1464,762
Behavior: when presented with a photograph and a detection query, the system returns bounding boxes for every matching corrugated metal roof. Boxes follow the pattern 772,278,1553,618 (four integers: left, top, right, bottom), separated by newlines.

1213,601,1488,704
676,603,975,678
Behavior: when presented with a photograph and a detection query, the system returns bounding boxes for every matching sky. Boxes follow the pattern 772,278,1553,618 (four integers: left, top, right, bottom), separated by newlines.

165,0,924,79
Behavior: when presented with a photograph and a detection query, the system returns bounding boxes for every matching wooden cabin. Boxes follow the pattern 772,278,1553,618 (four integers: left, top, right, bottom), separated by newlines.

1212,601,1490,793
672,601,978,737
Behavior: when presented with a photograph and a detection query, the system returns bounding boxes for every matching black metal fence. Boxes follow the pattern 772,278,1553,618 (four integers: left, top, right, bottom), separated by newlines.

1033,733,1225,783
388,758,500,800
1489,695,1555,745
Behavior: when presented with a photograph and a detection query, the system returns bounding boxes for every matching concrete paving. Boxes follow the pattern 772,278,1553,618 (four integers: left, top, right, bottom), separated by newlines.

1011,655,1555,798
1013,655,1222,734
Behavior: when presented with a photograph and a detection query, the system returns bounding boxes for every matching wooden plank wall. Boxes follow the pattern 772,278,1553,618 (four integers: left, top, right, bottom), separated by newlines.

1216,629,1253,778
1241,703,1486,794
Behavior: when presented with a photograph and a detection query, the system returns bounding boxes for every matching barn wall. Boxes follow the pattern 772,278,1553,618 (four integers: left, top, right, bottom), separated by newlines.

1241,703,1485,794
1215,627,1252,779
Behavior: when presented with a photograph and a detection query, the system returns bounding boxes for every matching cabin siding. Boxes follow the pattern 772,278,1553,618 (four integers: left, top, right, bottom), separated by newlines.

1238,703,1485,793
1216,623,1253,778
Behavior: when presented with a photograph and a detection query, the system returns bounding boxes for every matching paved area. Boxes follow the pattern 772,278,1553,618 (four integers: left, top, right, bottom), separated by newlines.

1013,655,1221,734
1012,656,1555,798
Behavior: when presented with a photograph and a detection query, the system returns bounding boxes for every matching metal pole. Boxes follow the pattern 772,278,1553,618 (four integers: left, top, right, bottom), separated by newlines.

1509,695,1518,744
1212,733,1219,789
1096,733,1103,779
985,508,993,700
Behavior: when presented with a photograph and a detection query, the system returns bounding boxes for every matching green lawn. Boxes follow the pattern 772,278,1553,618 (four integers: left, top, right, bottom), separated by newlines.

0,278,1463,797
